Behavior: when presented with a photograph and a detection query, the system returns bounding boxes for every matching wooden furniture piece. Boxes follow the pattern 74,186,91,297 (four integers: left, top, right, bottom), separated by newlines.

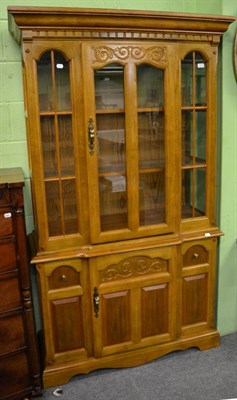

0,168,42,399
8,7,235,388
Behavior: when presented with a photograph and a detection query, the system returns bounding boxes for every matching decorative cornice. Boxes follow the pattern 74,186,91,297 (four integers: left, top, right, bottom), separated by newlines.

21,30,220,44
8,7,235,44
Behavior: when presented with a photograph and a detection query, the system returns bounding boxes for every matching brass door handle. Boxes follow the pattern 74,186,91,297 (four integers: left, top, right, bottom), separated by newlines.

88,117,95,155
93,287,99,318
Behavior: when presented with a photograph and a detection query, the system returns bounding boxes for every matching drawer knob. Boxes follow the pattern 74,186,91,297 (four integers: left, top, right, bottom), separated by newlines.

60,274,67,282
193,252,199,259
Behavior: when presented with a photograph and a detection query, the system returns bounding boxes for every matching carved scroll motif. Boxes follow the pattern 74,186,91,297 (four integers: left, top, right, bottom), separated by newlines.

100,256,167,282
92,45,167,64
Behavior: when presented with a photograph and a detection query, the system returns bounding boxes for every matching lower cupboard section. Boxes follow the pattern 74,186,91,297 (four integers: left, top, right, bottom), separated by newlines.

36,238,220,388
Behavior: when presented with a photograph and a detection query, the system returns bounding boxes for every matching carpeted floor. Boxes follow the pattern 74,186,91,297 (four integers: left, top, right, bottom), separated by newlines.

41,333,237,400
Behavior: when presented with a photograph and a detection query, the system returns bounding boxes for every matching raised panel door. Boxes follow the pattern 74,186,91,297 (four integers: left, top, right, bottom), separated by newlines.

90,247,176,357
181,239,217,335
37,259,93,365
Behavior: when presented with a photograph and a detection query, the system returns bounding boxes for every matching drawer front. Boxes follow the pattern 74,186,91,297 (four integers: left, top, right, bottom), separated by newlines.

48,265,81,290
183,244,208,267
0,277,21,313
0,313,25,355
0,238,17,273
0,207,13,237
0,188,10,206
0,352,30,397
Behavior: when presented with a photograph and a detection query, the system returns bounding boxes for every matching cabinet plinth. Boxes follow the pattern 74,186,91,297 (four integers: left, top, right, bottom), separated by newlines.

8,7,235,388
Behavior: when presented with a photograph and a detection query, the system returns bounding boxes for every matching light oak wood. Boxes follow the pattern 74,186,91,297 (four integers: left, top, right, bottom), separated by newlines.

7,6,235,388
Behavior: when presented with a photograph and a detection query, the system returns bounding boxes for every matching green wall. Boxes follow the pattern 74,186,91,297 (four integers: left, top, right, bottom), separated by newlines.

0,0,236,335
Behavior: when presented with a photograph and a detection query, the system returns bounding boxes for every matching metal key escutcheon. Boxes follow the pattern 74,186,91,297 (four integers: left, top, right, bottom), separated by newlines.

88,117,95,155
93,287,99,318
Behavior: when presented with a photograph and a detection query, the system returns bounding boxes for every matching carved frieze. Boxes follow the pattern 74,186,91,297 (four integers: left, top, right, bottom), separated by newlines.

100,255,168,282
91,45,167,64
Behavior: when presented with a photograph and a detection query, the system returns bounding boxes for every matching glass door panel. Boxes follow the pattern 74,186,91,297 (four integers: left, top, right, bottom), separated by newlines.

55,54,71,111
99,175,127,231
58,116,74,176
182,169,206,218
38,53,53,112
195,55,206,106
196,111,206,163
94,64,124,110
182,52,207,107
37,50,79,237
94,64,127,231
137,64,164,108
137,64,165,226
181,52,207,219
139,171,165,225
96,114,125,174
182,110,193,166
45,181,61,236
62,180,78,234
182,110,206,166
40,116,57,177
138,112,165,169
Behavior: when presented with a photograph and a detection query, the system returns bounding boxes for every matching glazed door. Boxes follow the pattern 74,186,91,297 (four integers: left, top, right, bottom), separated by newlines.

23,41,90,252
180,44,218,231
83,42,178,244
90,247,176,358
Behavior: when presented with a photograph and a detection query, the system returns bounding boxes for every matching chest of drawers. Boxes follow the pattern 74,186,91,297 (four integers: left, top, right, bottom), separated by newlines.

0,168,42,399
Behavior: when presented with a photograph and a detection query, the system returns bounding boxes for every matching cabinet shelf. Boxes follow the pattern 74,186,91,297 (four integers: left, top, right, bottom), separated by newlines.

138,108,164,113
96,109,124,114
40,111,72,116
44,175,76,181
182,163,206,169
139,167,164,174
181,106,207,111
98,166,164,177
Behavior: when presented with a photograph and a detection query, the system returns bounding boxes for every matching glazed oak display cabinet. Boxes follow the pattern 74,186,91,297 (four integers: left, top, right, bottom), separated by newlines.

8,7,235,388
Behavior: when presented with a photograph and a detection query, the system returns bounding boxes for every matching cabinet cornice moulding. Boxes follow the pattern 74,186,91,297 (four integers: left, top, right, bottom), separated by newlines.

8,7,235,44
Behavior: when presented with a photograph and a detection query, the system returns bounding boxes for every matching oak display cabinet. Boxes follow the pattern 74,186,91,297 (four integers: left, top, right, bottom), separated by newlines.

8,7,235,388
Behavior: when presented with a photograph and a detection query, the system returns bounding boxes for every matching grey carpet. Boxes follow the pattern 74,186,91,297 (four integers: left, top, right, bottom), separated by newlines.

42,332,237,400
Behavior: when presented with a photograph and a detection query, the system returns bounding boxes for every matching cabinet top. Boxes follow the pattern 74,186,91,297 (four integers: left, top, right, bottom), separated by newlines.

0,168,24,187
8,6,235,44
